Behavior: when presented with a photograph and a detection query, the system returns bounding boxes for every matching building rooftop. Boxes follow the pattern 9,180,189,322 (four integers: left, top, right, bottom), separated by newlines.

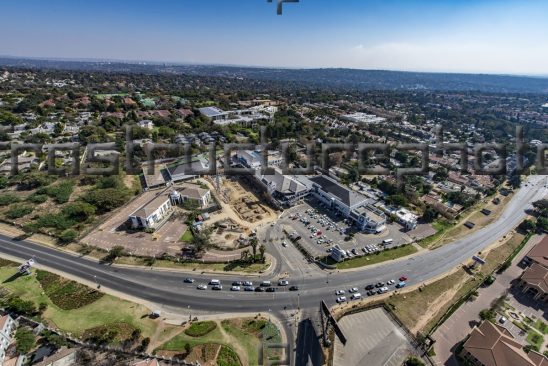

309,175,367,208
463,321,547,366
199,106,227,118
521,262,548,293
527,236,548,268
130,193,170,219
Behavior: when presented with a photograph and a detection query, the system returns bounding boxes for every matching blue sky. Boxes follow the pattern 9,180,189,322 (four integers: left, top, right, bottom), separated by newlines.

1,0,547,74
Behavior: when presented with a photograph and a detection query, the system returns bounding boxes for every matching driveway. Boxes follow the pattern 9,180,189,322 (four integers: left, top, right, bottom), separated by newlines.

431,234,545,366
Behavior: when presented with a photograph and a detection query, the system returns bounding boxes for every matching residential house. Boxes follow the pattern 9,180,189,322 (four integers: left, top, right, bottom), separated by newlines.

129,194,173,229
461,320,547,366
33,347,77,366
518,236,548,303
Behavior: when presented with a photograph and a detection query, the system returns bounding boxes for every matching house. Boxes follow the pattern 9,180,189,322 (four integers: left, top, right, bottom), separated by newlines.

199,106,228,122
132,359,160,366
518,236,548,303
129,194,173,229
137,120,154,130
461,321,548,366
174,184,211,209
0,314,16,364
33,347,77,366
394,208,418,230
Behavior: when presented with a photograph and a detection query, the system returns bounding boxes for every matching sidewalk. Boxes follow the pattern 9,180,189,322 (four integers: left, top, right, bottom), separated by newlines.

431,234,543,366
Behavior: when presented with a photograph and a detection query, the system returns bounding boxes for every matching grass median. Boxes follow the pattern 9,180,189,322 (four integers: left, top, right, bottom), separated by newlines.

325,244,418,270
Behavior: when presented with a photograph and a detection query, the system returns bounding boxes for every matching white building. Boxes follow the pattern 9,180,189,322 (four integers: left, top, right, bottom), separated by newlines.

0,314,16,364
137,120,154,130
256,168,309,208
394,208,418,230
330,245,347,263
129,194,173,229
341,112,386,124
309,175,386,233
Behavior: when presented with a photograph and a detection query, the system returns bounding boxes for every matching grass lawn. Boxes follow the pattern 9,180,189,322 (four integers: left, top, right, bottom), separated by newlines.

157,317,278,366
335,245,418,270
534,320,548,335
114,257,271,274
388,230,527,335
526,330,544,351
180,229,194,243
0,267,163,339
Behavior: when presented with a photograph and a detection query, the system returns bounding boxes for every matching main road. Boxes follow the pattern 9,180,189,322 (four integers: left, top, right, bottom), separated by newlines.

0,176,545,313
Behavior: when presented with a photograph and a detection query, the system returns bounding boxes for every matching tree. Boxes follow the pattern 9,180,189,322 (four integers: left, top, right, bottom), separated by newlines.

15,328,36,354
422,207,438,223
518,219,536,233
191,228,213,253
83,188,131,213
58,229,78,244
405,357,425,366
184,343,191,354
240,249,250,262
259,244,266,262
479,309,495,321
6,297,37,316
249,237,259,262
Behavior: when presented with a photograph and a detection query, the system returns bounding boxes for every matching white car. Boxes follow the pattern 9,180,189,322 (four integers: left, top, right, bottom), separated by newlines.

378,287,389,294
387,280,396,285
243,281,253,287
349,287,359,293
336,296,347,303
351,293,362,300
335,290,345,295
278,280,289,286
231,286,241,291
282,241,288,247
197,284,207,290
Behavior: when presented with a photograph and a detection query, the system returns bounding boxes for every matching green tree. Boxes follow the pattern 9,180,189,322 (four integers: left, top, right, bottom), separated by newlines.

259,244,266,262
249,237,258,262
15,328,36,354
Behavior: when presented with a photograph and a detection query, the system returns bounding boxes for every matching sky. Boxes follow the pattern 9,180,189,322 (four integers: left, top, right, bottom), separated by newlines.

1,0,548,75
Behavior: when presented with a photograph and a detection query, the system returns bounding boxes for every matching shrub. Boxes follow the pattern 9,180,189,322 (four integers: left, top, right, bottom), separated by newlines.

6,297,37,316
5,204,34,219
83,188,131,213
59,229,78,244
184,321,217,337
38,180,75,204
61,202,96,221
26,193,48,204
217,345,241,366
0,193,20,206
36,270,103,310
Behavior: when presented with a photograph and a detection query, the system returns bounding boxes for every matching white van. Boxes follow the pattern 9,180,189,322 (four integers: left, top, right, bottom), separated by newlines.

261,280,272,287
209,279,221,285
382,238,393,245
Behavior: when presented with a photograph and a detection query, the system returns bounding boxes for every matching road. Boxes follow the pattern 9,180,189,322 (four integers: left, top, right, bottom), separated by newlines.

0,176,545,364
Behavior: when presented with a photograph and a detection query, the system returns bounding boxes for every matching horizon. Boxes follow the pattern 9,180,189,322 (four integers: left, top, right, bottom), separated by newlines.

1,0,548,75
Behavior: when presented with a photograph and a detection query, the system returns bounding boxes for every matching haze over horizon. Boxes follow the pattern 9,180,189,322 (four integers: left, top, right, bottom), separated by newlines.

1,0,548,75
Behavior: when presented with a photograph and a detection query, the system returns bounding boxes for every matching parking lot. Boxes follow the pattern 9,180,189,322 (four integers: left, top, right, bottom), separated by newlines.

333,307,419,366
279,198,413,259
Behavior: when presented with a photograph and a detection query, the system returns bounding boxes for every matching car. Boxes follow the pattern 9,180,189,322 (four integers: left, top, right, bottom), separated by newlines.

261,281,272,287
399,276,408,281
349,287,359,293
499,316,507,324
255,287,265,292
197,284,207,290
365,284,375,290
387,280,396,285
335,290,345,295
278,280,289,286
336,296,347,303
377,286,388,294
366,290,375,296
231,286,241,291
244,286,255,292
232,281,243,286
396,282,406,288
282,241,288,247
375,282,384,288
266,287,276,292
210,279,221,286
289,286,299,291
212,285,223,291
184,278,195,283
243,281,253,287
351,293,362,300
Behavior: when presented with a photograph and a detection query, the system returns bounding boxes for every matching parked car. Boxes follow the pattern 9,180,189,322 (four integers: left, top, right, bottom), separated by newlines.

335,290,345,295
289,286,299,291
255,287,265,292
231,286,241,291
212,285,223,291
278,280,289,286
261,281,272,287
366,290,375,296
197,284,207,290
243,281,253,287
244,286,255,292
377,287,388,294
365,284,375,290
351,293,362,300
349,287,359,293
396,282,406,288
375,282,385,288
336,296,347,303
399,276,408,281
387,280,396,285
232,281,243,286
184,278,195,283
266,287,276,293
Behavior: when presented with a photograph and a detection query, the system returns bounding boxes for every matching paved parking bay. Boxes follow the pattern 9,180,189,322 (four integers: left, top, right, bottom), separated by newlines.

333,307,418,366
280,198,413,258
